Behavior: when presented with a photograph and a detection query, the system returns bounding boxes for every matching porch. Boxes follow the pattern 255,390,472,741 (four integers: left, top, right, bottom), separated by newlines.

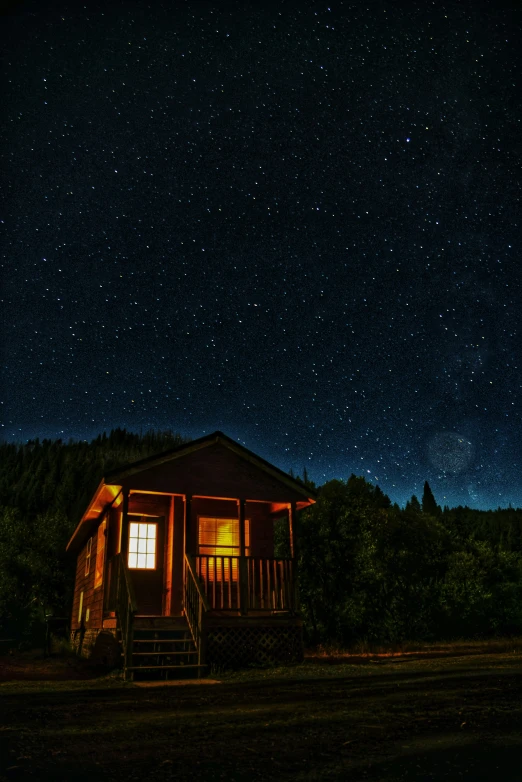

113,551,301,679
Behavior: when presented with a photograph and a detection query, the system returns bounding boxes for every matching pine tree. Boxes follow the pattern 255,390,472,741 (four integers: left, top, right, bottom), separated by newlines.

422,481,439,516
406,495,421,513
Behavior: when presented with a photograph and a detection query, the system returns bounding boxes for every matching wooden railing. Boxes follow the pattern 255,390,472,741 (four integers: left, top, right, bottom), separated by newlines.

184,554,210,665
196,555,242,610
114,553,138,677
195,555,295,613
247,557,295,612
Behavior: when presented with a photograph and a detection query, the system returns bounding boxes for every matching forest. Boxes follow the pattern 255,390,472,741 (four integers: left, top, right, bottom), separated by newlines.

1,429,522,648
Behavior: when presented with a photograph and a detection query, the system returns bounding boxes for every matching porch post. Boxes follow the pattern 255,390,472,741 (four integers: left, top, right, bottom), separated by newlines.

183,495,192,613
288,501,296,559
120,490,130,563
184,494,192,553
288,501,298,613
238,498,248,615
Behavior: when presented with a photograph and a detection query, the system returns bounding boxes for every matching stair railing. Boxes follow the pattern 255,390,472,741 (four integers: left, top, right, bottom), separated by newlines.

184,553,210,666
115,553,138,677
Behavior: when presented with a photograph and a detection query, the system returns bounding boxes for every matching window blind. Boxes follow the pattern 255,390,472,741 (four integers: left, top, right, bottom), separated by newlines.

198,517,250,555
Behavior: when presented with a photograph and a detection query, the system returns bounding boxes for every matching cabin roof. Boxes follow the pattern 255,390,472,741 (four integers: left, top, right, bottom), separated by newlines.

66,430,317,554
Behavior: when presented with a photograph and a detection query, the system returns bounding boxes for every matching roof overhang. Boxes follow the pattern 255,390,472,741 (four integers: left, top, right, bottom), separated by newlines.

66,481,122,553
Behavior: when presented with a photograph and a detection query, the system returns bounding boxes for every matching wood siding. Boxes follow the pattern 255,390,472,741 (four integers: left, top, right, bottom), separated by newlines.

247,502,275,558
118,443,306,503
71,516,106,631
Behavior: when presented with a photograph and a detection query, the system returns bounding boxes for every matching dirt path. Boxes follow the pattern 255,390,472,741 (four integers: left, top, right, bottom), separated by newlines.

1,651,522,780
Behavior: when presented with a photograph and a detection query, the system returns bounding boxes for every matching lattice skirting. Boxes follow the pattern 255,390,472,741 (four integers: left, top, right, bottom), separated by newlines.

206,625,303,668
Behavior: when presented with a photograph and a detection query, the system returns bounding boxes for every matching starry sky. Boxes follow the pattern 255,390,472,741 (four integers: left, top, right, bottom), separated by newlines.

1,0,521,509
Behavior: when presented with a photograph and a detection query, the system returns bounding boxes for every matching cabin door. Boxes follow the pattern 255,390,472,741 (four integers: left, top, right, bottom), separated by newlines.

127,515,165,615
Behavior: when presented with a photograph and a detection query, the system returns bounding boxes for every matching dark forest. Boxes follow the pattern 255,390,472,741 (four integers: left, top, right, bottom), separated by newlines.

1,430,522,647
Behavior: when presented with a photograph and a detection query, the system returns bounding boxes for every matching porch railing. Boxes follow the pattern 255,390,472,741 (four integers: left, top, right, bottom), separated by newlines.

184,554,210,665
247,557,295,612
114,553,138,676
195,555,295,613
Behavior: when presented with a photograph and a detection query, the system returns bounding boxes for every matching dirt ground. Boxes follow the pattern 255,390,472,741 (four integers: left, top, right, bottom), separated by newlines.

1,648,522,781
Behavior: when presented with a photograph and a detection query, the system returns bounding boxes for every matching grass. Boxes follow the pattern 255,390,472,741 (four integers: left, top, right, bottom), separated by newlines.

308,635,522,658
1,642,522,780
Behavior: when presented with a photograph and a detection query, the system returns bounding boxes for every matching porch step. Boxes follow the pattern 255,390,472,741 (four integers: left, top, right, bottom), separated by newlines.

131,651,198,657
123,616,206,681
133,616,188,631
125,664,207,672
129,636,192,644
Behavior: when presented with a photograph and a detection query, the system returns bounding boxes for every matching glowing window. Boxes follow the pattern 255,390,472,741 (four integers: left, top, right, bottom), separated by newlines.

198,517,250,579
128,522,157,569
198,517,250,554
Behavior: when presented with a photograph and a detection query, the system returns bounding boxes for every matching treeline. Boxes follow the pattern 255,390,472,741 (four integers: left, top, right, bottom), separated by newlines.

297,477,522,645
1,430,522,647
0,429,187,641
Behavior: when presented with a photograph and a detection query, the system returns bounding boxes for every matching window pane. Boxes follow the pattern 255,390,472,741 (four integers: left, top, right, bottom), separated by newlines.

128,521,157,569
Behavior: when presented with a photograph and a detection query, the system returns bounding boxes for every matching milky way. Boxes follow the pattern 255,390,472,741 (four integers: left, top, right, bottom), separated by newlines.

1,0,521,509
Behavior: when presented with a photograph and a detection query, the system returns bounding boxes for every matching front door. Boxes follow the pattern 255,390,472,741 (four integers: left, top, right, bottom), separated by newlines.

127,515,165,614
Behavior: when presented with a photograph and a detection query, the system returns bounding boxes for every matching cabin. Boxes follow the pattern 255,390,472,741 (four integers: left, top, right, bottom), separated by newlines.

67,431,316,679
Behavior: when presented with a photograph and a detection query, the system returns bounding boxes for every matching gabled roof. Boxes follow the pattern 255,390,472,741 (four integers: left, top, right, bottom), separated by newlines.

66,431,316,553
103,430,315,493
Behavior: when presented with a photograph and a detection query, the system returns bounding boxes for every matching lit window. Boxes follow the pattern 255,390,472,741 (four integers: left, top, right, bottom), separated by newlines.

128,522,157,569
85,537,92,576
94,519,106,588
198,517,250,579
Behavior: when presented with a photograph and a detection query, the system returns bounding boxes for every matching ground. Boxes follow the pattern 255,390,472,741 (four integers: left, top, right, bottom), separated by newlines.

1,644,522,781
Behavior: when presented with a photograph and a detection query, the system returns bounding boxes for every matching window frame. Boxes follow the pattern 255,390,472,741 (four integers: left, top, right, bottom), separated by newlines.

127,518,158,570
85,537,92,576
197,516,251,557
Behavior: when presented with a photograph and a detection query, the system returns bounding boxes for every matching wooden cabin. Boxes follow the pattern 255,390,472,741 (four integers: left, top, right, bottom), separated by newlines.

67,431,316,678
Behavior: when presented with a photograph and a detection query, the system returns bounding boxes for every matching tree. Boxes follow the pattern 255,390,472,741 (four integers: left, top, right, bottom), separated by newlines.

422,481,439,516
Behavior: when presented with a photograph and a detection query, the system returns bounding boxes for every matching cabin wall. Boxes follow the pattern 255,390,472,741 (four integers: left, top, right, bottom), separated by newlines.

246,502,275,558
128,492,171,517
107,506,122,558
119,443,306,503
70,515,108,657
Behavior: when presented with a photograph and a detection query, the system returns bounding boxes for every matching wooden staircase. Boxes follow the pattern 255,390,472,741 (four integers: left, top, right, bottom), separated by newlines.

115,555,208,682
123,617,207,681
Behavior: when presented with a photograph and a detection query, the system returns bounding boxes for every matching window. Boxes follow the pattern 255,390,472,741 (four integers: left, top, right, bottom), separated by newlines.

78,591,84,623
94,519,106,589
85,537,92,576
128,521,157,569
198,517,250,579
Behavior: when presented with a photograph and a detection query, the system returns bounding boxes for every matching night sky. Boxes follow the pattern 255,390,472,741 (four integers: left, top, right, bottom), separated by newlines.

1,0,521,509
